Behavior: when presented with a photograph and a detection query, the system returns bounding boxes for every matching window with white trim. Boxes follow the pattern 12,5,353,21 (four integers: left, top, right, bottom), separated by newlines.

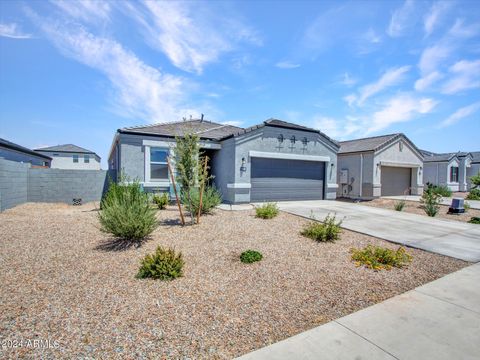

150,148,169,180
84,154,90,163
73,154,79,163
450,166,459,183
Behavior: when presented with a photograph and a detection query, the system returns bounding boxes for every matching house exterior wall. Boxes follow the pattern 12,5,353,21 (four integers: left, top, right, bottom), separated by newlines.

210,137,235,202
37,151,101,170
338,137,423,199
229,126,338,203
423,162,449,187
374,139,423,196
0,146,50,167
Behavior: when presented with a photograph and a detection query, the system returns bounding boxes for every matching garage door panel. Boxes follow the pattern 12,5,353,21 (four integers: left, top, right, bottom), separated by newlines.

251,158,325,201
381,166,411,196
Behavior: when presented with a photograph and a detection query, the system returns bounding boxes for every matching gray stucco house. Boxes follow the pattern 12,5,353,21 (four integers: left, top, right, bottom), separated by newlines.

35,144,101,170
0,138,51,167
108,118,339,203
337,133,424,199
422,151,474,192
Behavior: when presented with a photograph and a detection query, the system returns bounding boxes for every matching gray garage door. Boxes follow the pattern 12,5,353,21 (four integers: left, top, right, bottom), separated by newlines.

251,158,325,201
381,166,412,196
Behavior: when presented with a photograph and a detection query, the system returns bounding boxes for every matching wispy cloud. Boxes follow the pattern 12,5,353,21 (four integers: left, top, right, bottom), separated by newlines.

51,0,111,23
0,22,32,39
424,1,451,37
387,0,416,37
448,18,480,38
414,43,451,91
340,72,358,87
441,59,480,94
312,116,361,140
349,66,411,106
366,93,437,134
438,102,480,128
122,1,261,74
27,10,196,122
414,71,443,91
275,61,300,69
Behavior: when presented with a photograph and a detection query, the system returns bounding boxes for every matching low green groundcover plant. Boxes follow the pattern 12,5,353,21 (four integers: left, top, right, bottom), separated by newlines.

466,188,480,200
255,203,279,219
394,200,406,211
99,180,158,241
240,250,263,263
351,245,412,270
137,246,184,280
181,185,222,215
152,192,169,210
301,213,342,242
468,217,480,224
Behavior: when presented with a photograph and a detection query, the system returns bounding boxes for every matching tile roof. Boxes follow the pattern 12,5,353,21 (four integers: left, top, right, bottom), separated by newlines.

119,119,243,141
338,133,401,154
470,151,480,163
35,144,98,156
422,153,458,162
0,137,51,160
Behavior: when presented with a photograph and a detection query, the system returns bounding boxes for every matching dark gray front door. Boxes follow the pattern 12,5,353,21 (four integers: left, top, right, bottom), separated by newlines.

380,166,412,196
250,158,325,201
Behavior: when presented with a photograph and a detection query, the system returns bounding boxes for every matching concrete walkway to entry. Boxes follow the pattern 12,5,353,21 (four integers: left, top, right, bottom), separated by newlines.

276,200,480,262
383,195,480,210
236,262,480,360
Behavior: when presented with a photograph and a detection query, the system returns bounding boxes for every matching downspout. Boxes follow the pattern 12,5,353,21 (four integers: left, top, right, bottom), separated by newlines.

359,153,363,198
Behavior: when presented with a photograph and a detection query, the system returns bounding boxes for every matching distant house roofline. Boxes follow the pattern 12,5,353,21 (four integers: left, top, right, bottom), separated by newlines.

0,138,52,160
34,144,100,159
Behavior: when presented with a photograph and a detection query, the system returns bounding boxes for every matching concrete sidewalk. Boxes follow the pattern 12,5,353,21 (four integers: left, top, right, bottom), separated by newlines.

276,200,480,262
236,263,480,360
383,195,480,210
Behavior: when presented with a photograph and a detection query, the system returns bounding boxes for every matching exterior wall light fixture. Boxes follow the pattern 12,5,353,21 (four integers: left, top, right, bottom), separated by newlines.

277,134,284,143
240,157,247,172
290,135,296,144
302,137,308,146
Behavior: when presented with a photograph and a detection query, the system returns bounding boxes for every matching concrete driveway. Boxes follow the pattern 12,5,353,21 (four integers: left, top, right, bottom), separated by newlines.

383,195,480,210
276,200,480,262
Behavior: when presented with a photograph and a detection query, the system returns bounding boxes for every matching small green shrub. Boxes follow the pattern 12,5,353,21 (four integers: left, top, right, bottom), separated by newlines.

351,245,412,270
240,250,263,263
181,185,222,215
136,246,184,280
301,213,342,242
468,217,480,224
464,202,471,212
255,203,279,219
394,200,406,211
466,188,480,200
99,180,158,241
424,183,452,197
421,190,442,217
152,192,169,210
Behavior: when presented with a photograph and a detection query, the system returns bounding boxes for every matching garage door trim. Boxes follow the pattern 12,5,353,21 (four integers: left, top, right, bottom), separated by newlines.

249,150,330,162
379,161,420,168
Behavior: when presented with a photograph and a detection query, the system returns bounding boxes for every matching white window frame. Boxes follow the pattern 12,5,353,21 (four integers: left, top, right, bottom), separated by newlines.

73,154,79,163
145,146,170,186
84,154,90,163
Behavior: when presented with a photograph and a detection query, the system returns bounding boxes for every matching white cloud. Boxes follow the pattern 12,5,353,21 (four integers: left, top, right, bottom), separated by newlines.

366,94,437,134
441,59,480,94
340,72,358,87
418,43,451,75
438,102,480,128
414,71,443,91
221,120,243,127
0,22,32,39
123,1,261,74
363,28,382,44
387,0,416,37
312,115,361,140
275,61,300,69
344,94,357,107
51,0,111,23
356,66,411,105
28,12,195,122
424,1,451,37
448,18,480,38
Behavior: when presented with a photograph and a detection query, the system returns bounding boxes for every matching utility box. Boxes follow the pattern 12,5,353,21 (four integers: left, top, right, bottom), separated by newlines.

449,198,465,214
340,169,349,184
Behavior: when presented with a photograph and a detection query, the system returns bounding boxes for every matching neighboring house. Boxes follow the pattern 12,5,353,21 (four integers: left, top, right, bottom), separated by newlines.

422,151,473,192
0,138,51,167
108,118,339,204
35,144,101,170
467,152,480,190
337,133,424,199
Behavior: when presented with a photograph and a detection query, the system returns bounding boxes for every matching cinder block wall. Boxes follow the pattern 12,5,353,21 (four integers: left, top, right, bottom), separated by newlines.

0,158,113,211
0,158,29,211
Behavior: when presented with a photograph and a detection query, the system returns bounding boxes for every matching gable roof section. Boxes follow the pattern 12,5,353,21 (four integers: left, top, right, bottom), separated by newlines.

339,133,423,158
35,144,99,157
0,138,51,160
118,119,243,141
422,151,473,163
470,151,480,163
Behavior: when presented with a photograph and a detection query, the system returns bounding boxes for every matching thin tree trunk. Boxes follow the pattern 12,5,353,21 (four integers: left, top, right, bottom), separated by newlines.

197,156,209,224
167,157,185,226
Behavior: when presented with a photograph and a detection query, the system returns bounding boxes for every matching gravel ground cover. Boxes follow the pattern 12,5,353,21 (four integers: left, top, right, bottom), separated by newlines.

0,202,468,359
353,198,480,223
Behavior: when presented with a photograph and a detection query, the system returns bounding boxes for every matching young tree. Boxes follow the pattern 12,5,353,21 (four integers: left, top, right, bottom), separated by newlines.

470,172,480,189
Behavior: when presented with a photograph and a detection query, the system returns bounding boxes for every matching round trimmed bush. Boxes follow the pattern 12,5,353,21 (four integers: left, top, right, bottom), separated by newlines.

240,250,263,263
137,246,184,280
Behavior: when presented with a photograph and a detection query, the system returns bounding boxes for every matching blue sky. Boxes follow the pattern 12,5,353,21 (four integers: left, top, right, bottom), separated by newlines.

1,0,479,167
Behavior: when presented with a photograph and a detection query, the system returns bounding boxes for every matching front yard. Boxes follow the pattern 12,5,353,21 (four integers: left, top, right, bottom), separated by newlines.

357,198,480,223
0,203,468,358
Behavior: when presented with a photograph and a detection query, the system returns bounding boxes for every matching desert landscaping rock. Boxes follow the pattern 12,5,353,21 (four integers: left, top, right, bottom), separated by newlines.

0,203,468,359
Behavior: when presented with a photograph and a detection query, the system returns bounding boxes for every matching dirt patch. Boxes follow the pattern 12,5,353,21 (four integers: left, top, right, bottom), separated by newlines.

0,202,468,359
356,198,480,223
